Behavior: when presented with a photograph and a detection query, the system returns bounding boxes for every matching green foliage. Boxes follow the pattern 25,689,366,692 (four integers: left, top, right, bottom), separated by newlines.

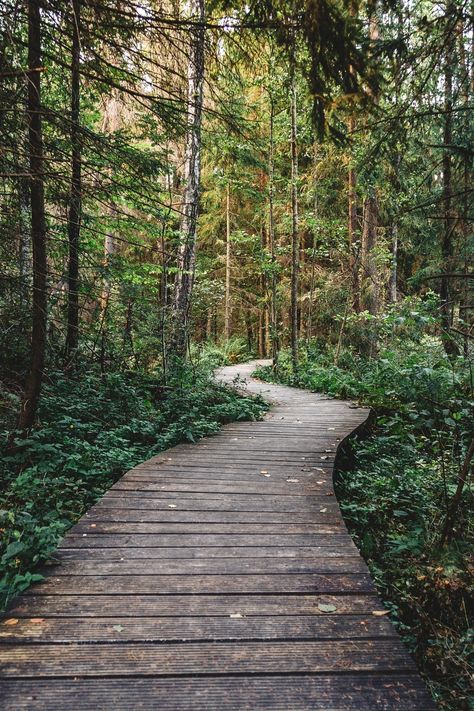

256,297,474,711
0,365,267,609
194,337,257,367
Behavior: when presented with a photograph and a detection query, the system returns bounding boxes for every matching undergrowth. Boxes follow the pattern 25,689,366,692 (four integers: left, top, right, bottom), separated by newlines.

0,363,267,610
255,300,474,711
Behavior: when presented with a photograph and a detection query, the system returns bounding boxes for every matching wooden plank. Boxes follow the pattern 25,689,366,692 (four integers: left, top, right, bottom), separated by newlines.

42,556,367,576
83,509,335,524
95,495,340,512
7,593,385,617
0,676,437,711
0,614,396,643
70,522,342,535
54,545,359,560
25,573,374,595
59,533,351,548
0,640,416,677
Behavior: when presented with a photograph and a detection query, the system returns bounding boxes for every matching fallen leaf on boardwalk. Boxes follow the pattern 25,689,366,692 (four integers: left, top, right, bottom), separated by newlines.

90,524,96,528
29,618,44,624
168,504,177,508
286,478,299,483
320,456,328,460
230,613,243,618
4,619,18,626
328,427,335,430
317,481,324,485
260,470,268,474
372,610,390,617
113,624,125,632
319,508,327,513
318,604,337,613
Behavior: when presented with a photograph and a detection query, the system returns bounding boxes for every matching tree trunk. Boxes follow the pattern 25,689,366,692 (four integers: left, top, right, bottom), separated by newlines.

361,189,379,316
440,6,458,356
171,0,205,358
18,176,31,307
99,89,124,318
224,181,231,340
268,93,279,368
17,0,47,433
290,63,299,373
65,0,82,359
347,0,360,312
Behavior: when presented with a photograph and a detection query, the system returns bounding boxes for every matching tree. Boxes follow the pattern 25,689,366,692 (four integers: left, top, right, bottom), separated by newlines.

65,0,82,360
16,0,48,433
171,0,206,358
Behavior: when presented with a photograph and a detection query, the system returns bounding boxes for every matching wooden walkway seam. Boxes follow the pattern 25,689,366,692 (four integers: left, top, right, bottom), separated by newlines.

0,360,436,710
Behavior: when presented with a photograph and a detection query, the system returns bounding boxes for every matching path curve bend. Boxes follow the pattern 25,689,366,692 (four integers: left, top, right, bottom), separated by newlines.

0,360,435,710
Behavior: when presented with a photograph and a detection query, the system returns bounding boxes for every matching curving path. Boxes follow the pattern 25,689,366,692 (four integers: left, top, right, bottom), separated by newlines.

0,361,435,709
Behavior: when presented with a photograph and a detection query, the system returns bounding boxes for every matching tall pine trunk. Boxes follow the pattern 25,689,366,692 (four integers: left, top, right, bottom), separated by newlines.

348,120,360,311
290,63,299,373
171,0,205,358
268,94,279,368
440,8,458,356
65,0,82,359
361,189,379,316
224,181,231,340
17,0,47,432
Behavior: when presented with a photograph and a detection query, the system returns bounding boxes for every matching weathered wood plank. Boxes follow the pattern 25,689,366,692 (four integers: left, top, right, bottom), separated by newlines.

0,640,416,677
25,572,374,595
0,676,437,711
0,614,396,643
59,533,351,548
42,556,367,576
6,593,385,617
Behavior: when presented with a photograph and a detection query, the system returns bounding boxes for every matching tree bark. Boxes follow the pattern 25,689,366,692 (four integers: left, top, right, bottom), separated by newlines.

171,0,205,358
65,0,82,359
440,5,458,356
268,93,279,368
17,0,47,433
224,181,231,340
361,189,379,316
348,116,360,312
290,62,299,373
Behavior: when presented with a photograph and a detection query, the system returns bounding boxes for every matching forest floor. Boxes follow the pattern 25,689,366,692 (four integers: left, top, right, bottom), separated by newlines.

255,342,473,711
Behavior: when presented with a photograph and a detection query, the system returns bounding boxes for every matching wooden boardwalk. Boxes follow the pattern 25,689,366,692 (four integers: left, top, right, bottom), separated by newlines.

0,361,435,709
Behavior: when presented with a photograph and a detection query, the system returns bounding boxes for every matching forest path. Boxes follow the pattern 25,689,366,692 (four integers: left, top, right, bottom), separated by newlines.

0,361,435,710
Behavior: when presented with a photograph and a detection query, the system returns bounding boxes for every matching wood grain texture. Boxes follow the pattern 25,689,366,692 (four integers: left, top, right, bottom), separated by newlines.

0,360,436,710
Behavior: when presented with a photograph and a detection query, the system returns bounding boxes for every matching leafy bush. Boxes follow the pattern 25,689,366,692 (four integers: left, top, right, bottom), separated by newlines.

0,365,267,609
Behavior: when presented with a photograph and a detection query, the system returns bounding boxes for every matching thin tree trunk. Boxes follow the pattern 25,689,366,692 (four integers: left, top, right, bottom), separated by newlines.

17,0,47,433
348,130,360,312
290,62,299,373
268,93,279,368
306,141,318,341
361,189,379,317
18,176,31,307
224,181,231,340
171,0,205,358
440,6,458,355
347,0,360,312
65,0,82,359
99,89,123,320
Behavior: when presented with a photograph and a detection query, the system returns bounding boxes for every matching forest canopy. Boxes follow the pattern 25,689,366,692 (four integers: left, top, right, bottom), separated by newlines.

0,1,473,708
